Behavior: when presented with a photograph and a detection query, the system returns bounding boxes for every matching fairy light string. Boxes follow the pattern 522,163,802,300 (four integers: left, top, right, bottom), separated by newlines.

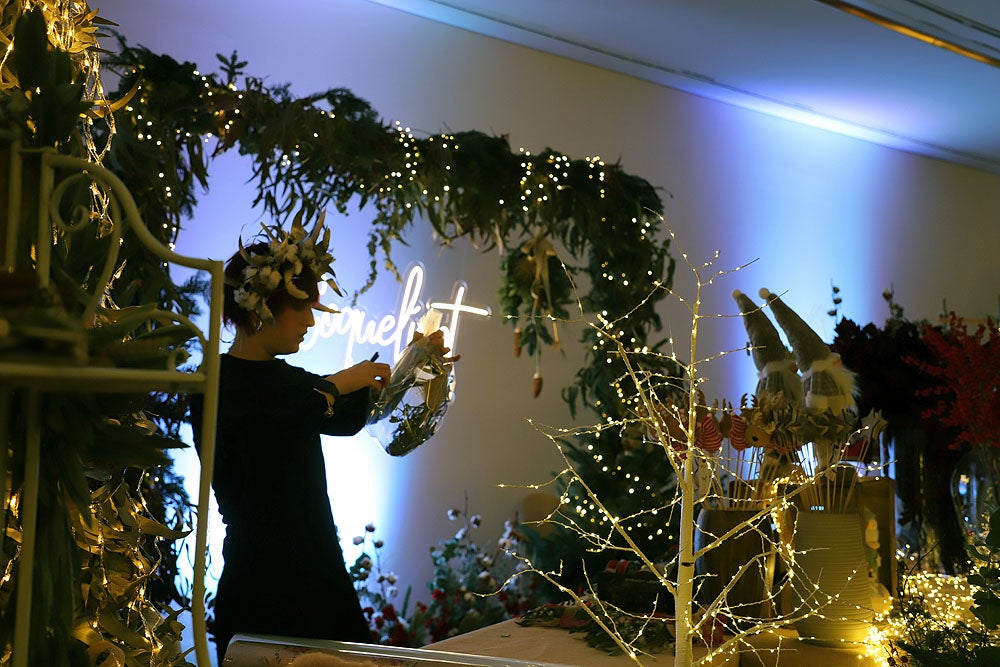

12,8,994,663
1,4,201,662
2,1,117,234
499,227,996,666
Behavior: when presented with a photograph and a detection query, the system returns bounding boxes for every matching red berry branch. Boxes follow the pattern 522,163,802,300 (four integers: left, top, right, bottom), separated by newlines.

908,314,1000,450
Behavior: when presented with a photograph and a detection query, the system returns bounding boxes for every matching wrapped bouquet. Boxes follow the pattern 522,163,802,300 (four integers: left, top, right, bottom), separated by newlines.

366,310,454,456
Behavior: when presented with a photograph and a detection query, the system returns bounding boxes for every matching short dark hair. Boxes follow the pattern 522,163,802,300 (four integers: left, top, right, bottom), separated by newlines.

223,241,320,333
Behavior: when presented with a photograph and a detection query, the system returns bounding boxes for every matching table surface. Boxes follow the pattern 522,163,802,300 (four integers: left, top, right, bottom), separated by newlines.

222,621,882,667
427,620,727,666
425,619,881,667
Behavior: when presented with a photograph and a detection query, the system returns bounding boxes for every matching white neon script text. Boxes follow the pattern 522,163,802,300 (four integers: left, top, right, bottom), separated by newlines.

299,264,490,365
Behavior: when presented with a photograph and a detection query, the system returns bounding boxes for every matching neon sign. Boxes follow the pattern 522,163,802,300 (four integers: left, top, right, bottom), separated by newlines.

300,263,491,365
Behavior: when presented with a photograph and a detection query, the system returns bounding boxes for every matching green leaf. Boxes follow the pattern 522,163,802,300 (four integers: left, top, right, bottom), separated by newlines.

12,8,49,90
972,590,1000,629
986,510,1000,548
969,573,988,588
136,516,191,540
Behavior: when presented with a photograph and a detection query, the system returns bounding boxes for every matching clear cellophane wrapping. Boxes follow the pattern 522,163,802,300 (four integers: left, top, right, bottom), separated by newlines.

365,310,454,456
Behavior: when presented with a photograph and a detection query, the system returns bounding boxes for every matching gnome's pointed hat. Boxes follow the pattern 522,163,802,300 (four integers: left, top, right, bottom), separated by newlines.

758,288,831,370
732,290,791,371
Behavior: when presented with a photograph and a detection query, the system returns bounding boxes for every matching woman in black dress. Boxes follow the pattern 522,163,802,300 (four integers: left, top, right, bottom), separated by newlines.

192,220,445,663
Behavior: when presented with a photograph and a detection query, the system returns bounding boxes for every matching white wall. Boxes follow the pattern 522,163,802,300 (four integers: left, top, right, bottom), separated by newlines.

98,0,1000,653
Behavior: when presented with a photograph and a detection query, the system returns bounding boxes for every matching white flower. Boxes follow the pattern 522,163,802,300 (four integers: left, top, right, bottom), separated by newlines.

260,266,282,290
234,287,260,311
470,514,482,528
365,523,376,532
235,218,339,322
455,528,467,541
386,573,397,584
352,536,364,546
269,239,286,257
388,586,399,598
447,508,461,520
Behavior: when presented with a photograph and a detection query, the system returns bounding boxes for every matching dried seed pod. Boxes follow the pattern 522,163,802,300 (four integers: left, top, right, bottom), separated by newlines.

513,326,522,357
532,370,543,398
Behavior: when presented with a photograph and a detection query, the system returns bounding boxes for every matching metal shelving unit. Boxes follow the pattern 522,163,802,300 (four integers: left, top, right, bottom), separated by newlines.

0,144,223,667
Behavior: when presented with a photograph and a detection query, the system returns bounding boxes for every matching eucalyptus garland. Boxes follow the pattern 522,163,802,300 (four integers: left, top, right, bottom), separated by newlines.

103,42,676,412
100,39,685,585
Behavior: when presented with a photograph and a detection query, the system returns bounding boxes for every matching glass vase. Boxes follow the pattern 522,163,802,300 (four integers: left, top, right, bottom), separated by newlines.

950,445,1000,544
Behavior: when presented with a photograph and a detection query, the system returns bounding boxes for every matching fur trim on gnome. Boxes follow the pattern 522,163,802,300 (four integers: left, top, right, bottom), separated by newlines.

759,288,857,413
732,290,802,405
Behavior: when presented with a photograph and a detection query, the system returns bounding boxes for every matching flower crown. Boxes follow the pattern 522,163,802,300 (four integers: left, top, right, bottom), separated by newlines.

230,211,342,324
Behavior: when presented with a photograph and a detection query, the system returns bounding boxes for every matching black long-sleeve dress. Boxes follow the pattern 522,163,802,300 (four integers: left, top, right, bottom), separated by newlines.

191,354,372,663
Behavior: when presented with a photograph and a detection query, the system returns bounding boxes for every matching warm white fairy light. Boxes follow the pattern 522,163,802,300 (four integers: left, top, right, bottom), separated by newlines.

504,225,937,666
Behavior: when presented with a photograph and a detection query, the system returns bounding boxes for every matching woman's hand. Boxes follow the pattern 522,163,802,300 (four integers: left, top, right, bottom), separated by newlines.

324,360,391,395
412,329,462,363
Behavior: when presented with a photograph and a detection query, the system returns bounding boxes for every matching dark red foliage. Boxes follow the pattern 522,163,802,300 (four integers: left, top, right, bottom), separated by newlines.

910,314,1000,450
831,316,937,426
389,625,409,645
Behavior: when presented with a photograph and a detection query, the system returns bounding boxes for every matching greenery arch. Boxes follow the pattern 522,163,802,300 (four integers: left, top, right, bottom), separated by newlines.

102,40,687,567
104,43,679,412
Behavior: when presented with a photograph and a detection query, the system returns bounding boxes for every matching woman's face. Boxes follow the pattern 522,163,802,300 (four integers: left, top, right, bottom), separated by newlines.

255,301,316,357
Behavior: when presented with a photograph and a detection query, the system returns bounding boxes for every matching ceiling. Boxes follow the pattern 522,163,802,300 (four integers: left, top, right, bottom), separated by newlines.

368,0,1000,175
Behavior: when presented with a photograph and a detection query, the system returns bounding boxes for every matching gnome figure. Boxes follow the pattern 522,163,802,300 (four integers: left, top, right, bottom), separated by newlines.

732,290,802,406
759,288,857,413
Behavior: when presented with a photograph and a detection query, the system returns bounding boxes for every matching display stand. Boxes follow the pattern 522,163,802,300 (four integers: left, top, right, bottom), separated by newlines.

0,144,223,667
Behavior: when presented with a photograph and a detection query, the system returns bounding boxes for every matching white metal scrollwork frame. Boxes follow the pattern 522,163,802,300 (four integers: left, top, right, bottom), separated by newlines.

1,143,221,667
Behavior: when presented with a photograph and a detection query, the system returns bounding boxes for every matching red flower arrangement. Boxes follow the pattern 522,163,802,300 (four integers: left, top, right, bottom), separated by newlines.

908,314,1000,451
348,509,537,647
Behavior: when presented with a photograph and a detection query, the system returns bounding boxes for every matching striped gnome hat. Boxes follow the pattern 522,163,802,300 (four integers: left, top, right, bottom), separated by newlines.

732,290,802,405
757,288,831,371
759,288,856,412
